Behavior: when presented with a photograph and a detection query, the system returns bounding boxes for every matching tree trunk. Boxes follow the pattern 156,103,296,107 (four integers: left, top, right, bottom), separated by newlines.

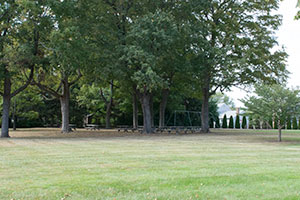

105,103,112,129
150,95,154,128
278,120,282,142
60,81,70,133
1,95,11,138
1,72,12,138
159,89,169,128
133,92,138,128
201,85,210,133
278,127,282,142
12,98,16,131
141,93,153,134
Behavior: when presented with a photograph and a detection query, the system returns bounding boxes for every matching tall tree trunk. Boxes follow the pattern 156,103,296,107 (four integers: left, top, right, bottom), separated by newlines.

12,98,16,131
60,81,70,133
105,80,114,129
159,89,169,128
1,95,11,138
141,93,153,134
1,70,11,138
105,104,112,128
150,95,154,128
278,120,282,142
132,92,138,128
201,84,210,133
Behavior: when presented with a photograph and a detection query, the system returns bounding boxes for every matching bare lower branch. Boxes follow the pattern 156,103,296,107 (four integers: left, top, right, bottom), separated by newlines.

11,66,34,98
100,89,108,104
32,79,62,99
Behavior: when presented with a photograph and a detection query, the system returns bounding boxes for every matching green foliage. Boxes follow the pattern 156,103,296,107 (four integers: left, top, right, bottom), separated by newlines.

268,118,273,129
222,115,227,128
215,116,220,128
229,116,234,129
209,118,214,128
287,117,292,130
212,93,235,109
242,85,300,130
123,10,179,93
293,117,298,130
242,116,247,129
242,84,300,141
235,115,240,129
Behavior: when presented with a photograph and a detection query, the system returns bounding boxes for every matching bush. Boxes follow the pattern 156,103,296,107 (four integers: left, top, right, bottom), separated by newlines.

222,114,227,128
215,116,220,128
229,116,234,128
242,116,247,129
235,115,240,129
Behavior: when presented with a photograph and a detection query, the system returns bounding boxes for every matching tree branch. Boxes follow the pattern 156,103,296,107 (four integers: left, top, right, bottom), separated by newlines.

100,89,108,104
11,65,34,98
69,69,82,86
32,79,62,99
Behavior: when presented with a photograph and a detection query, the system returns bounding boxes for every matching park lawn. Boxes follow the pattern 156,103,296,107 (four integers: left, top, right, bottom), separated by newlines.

1,129,300,200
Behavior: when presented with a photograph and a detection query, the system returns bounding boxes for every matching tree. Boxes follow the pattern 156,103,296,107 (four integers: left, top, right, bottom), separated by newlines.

222,114,227,128
242,85,300,142
235,115,240,129
296,0,300,19
123,10,180,133
242,116,247,129
229,116,234,129
215,116,220,128
212,93,235,109
188,0,288,133
32,1,90,133
293,117,298,130
0,1,52,137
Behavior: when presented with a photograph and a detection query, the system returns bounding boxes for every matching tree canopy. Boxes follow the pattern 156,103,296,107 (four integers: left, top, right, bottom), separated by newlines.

242,85,300,142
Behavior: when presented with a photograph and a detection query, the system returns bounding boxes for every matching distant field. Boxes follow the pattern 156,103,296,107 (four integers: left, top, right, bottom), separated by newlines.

1,128,300,200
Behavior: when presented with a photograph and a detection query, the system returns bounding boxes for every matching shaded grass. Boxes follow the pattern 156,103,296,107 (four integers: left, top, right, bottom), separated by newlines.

1,128,300,199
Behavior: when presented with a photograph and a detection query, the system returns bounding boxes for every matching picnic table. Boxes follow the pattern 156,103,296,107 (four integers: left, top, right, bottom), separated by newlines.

69,124,77,131
85,124,100,130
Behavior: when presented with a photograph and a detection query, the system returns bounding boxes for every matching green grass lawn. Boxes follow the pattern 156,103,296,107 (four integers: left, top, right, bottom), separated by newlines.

1,128,300,200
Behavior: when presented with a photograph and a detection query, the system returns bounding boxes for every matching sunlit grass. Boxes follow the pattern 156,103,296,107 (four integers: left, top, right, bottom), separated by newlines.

1,128,300,199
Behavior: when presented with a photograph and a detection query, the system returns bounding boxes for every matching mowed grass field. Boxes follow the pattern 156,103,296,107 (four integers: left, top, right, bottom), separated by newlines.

1,128,300,200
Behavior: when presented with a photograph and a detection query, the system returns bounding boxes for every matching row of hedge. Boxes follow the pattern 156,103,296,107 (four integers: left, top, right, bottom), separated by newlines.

211,115,300,129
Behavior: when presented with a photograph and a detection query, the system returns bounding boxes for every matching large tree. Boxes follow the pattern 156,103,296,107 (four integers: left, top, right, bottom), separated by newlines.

188,0,288,133
0,1,51,137
242,85,300,142
123,10,180,133
32,0,88,133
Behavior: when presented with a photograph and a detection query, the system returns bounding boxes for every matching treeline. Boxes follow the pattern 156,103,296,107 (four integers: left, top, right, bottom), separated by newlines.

0,0,287,137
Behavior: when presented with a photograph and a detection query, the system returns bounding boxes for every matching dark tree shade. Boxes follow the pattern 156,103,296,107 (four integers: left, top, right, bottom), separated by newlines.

274,117,278,129
229,116,234,129
287,117,292,130
222,114,228,128
215,116,220,128
242,116,247,129
210,118,214,128
293,117,298,130
235,115,240,129
268,118,273,129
